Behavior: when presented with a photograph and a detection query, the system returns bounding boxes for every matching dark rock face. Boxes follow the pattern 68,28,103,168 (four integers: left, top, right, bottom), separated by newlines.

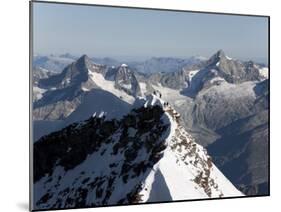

33,105,169,209
114,65,142,97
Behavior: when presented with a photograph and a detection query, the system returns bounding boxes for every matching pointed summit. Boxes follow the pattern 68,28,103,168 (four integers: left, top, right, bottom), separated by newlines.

211,49,226,60
116,63,130,76
76,54,91,68
75,55,99,72
216,49,226,57
206,50,228,66
120,63,128,68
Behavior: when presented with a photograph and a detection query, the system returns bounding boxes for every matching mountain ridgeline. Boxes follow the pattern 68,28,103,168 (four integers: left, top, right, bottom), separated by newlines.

33,95,242,210
32,50,269,208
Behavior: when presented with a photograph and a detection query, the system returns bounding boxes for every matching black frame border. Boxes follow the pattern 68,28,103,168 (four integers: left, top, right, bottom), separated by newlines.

29,0,270,211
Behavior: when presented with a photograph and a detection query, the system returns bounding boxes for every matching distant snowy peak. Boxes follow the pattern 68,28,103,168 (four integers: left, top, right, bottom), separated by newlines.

206,50,232,66
76,54,105,73
38,54,106,90
114,65,142,97
179,50,269,98
75,54,92,69
206,50,264,83
121,63,128,68
33,55,108,120
116,64,130,76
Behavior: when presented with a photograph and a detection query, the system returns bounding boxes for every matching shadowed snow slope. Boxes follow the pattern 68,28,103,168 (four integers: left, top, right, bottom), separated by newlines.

33,89,132,141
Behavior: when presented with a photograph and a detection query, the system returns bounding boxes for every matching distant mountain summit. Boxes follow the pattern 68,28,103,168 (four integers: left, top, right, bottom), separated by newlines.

33,55,141,138
206,49,227,64
113,64,142,97
37,54,104,89
180,50,266,97
209,50,261,83
33,55,106,120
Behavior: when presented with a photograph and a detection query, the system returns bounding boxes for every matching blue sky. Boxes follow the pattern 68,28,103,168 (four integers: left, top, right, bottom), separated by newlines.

33,2,268,62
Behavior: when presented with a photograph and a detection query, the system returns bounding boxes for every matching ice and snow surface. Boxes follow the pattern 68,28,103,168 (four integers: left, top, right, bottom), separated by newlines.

188,70,199,82
88,70,135,104
121,63,128,68
199,80,257,100
144,151,209,201
139,82,147,96
64,89,132,125
259,67,269,79
225,55,232,60
33,86,47,101
151,83,188,103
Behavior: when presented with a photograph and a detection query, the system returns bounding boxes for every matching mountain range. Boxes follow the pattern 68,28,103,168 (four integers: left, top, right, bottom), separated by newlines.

32,50,269,209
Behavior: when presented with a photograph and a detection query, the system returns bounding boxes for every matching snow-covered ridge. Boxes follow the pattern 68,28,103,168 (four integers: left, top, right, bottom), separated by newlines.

33,94,242,210
137,96,242,200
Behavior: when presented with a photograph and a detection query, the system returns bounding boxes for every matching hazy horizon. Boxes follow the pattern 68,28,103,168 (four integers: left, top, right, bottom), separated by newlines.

33,2,269,64
33,51,268,65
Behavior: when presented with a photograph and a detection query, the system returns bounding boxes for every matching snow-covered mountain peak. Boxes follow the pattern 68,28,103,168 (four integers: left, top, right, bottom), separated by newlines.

112,65,142,97
207,50,228,65
121,63,128,68
116,64,131,76
75,55,105,74
76,54,92,69
217,49,226,57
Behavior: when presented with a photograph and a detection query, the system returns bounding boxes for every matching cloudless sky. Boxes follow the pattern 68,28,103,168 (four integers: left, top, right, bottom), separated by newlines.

33,2,268,62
